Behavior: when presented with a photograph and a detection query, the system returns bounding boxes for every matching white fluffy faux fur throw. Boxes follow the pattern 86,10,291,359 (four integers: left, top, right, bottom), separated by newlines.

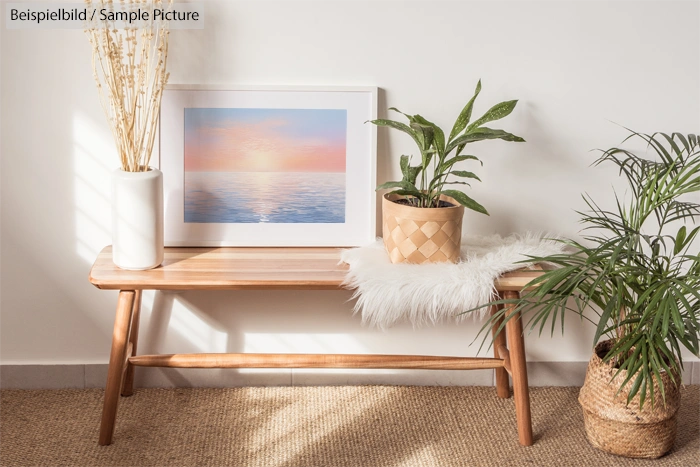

341,233,565,328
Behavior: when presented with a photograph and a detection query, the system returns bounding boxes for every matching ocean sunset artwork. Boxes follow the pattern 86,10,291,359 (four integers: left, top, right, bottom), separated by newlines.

184,108,347,223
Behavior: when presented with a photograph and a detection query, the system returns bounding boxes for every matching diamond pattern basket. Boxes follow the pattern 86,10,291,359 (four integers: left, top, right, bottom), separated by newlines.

382,193,464,264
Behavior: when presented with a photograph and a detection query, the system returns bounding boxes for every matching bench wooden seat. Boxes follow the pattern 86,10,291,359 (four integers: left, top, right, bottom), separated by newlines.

89,246,537,446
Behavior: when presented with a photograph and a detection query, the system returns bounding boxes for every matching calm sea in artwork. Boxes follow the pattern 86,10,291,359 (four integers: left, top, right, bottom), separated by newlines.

185,171,346,223
184,107,347,224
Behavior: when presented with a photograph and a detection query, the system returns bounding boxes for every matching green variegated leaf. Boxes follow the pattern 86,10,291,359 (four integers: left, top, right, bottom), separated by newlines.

456,143,466,156
441,189,489,215
412,114,445,157
376,180,418,192
399,155,422,185
466,100,518,132
387,108,436,152
367,119,421,148
399,155,410,174
439,155,481,172
471,127,526,141
411,122,434,151
451,170,481,181
421,148,435,172
388,107,411,120
449,80,482,141
446,127,525,153
393,189,426,202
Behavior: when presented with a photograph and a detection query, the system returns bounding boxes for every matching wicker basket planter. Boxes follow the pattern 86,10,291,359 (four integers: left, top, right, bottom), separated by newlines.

382,193,464,264
578,340,680,459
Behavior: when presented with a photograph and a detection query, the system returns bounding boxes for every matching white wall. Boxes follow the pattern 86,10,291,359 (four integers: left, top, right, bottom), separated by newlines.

1,1,699,380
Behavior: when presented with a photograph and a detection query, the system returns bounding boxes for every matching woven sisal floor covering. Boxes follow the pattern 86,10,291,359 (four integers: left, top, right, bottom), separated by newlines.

1,386,698,467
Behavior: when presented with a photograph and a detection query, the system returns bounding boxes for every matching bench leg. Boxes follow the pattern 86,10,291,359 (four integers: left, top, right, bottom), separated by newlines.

503,290,533,446
99,290,135,446
121,290,142,397
491,301,510,399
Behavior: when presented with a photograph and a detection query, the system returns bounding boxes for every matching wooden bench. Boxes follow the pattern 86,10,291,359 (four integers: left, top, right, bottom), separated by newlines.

89,246,540,446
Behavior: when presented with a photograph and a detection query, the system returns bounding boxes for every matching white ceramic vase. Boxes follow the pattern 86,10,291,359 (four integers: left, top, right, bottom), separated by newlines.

111,167,164,270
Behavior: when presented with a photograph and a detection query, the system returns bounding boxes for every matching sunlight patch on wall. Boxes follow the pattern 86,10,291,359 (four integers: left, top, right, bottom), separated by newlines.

72,112,114,263
169,297,228,352
242,333,369,354
75,211,108,263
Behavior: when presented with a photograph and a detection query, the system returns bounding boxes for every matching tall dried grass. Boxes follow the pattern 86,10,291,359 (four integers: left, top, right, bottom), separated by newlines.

85,0,172,172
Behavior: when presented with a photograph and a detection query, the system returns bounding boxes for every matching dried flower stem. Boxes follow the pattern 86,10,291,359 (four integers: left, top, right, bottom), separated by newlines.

85,0,171,172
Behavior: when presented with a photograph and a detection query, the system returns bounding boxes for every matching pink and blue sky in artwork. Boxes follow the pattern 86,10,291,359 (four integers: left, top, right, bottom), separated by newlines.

184,108,347,173
184,108,348,224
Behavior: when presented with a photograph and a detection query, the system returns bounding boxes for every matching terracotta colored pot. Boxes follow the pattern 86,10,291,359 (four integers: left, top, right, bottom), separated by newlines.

381,193,464,264
578,339,680,459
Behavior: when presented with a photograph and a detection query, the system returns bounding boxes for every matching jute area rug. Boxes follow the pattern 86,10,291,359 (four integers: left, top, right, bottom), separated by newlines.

1,386,698,467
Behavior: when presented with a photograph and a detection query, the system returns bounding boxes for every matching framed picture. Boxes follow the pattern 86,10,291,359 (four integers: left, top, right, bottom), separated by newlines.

160,85,377,247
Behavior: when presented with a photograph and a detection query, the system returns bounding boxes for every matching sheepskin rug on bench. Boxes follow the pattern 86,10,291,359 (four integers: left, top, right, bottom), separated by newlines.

341,233,565,329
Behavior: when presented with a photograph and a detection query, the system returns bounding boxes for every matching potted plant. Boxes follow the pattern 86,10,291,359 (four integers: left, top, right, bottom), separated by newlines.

85,0,172,270
484,131,700,458
369,80,524,263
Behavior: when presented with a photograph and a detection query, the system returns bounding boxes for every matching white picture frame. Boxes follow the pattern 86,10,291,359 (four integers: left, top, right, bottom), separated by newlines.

160,85,377,247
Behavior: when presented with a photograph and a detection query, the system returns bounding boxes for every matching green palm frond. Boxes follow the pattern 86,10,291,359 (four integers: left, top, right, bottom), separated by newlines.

469,131,700,409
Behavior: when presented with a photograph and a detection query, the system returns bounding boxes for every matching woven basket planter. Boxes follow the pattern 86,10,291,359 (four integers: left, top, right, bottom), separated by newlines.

382,193,464,264
578,340,680,459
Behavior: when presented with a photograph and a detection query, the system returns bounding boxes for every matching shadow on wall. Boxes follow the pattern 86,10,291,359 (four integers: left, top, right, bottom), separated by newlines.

73,111,380,382
0,233,108,360
374,88,390,238
72,112,113,264
73,112,233,367
133,288,377,388
128,286,503,388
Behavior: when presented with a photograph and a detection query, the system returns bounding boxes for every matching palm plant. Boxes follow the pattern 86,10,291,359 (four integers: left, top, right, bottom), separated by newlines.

483,131,700,408
369,80,524,214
